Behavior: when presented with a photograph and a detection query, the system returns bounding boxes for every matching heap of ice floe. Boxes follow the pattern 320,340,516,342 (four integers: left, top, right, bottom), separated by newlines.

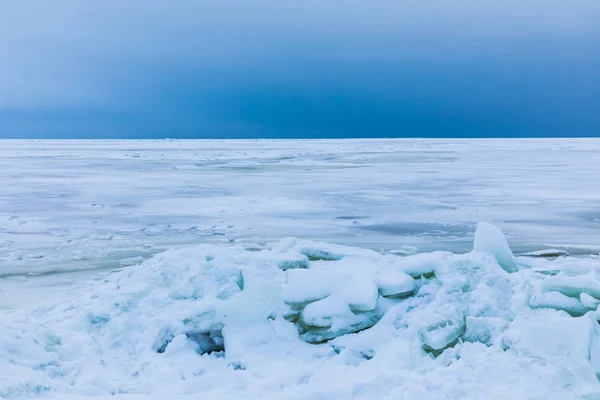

4,222,600,399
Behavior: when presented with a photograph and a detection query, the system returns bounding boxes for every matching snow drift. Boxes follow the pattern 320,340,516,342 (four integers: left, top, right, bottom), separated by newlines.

3,222,600,399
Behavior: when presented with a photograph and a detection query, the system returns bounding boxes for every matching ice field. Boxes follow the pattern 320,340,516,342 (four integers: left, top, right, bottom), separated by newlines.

2,139,600,399
2,139,600,278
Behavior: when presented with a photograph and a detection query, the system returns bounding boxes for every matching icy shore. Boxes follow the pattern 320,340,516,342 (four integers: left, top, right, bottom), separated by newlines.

3,222,600,399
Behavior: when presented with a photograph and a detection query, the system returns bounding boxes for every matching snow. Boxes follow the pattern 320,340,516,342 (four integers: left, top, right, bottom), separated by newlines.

528,289,591,316
2,138,600,278
581,293,600,309
282,269,335,307
301,295,353,328
375,271,415,297
3,222,600,399
218,280,281,326
3,139,600,399
419,316,465,352
463,316,510,345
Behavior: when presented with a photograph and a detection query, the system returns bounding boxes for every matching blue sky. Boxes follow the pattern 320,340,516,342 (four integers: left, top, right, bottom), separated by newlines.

1,1,600,138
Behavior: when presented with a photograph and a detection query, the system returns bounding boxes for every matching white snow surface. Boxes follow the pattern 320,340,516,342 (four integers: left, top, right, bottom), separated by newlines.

3,224,600,399
2,138,600,277
3,139,600,399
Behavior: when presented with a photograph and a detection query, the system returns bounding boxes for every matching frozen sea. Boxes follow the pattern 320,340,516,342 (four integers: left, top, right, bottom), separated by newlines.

3,139,600,400
1,138,600,278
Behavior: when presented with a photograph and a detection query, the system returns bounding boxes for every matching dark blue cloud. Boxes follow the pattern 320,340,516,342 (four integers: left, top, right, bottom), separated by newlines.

1,1,600,138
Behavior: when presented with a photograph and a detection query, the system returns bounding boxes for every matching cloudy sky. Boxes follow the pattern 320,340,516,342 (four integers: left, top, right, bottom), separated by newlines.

1,1,600,138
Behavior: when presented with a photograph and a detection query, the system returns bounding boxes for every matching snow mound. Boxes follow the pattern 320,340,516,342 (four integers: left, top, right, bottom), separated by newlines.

4,223,600,399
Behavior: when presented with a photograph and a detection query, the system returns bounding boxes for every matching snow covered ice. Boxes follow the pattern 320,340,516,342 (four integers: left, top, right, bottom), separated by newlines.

3,139,600,399
2,138,600,278
4,220,600,399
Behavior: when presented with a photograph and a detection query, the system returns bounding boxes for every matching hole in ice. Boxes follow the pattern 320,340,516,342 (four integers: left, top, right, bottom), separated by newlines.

154,329,225,355
185,330,225,355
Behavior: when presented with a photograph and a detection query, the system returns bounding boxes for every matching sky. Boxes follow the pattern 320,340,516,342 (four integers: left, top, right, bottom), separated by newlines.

1,1,600,139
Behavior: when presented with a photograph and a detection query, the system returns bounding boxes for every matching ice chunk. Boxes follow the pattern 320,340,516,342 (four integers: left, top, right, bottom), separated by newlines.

281,269,334,308
277,253,309,271
376,272,415,297
468,274,513,320
301,295,353,328
463,316,509,345
473,222,517,273
529,290,590,316
581,293,600,309
273,238,381,260
300,248,343,261
284,269,378,311
299,299,389,344
338,276,379,312
152,326,176,353
520,249,570,258
218,280,281,326
216,280,243,300
181,308,220,332
274,239,343,261
396,252,451,278
436,253,507,294
270,237,301,253
542,274,600,299
418,317,465,352
502,312,600,380
161,333,194,355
